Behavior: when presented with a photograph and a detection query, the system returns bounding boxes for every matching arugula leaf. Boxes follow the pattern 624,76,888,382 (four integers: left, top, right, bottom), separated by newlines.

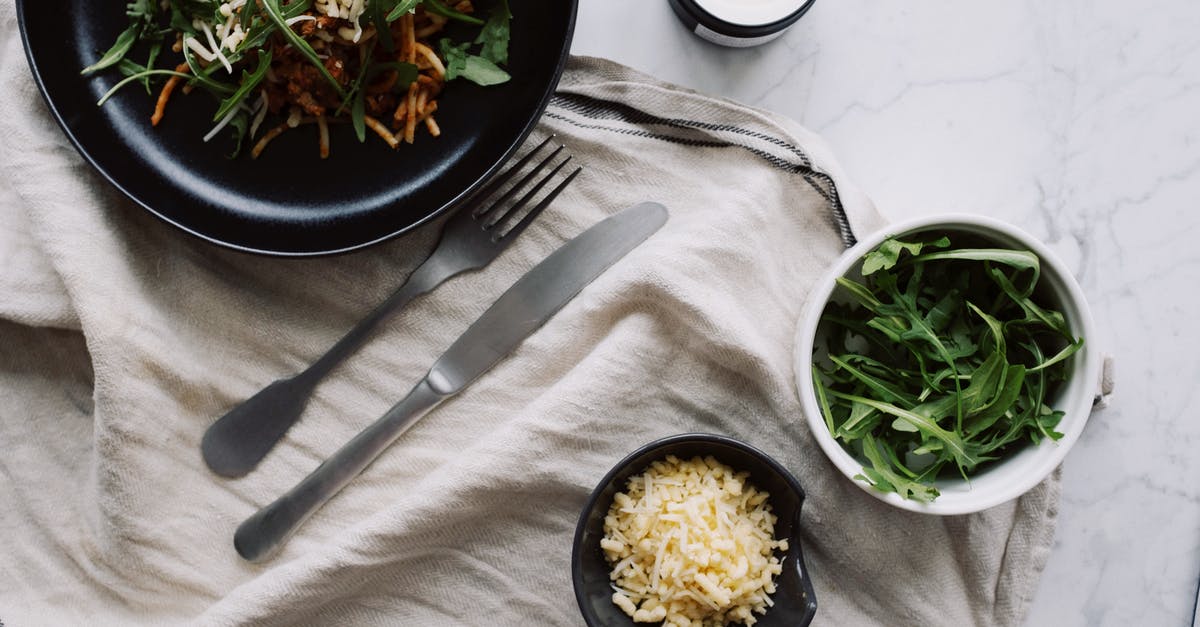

126,0,157,20
261,0,346,98
237,0,311,52
340,58,418,141
813,234,1084,502
826,389,982,471
113,44,165,95
168,0,217,34
861,235,949,275
142,41,163,93
439,38,511,86
81,22,143,75
439,39,470,79
85,0,164,77
352,89,367,143
370,62,420,87
422,0,485,25
240,0,256,30
96,69,206,106
116,58,152,94
475,0,512,65
180,42,240,95
212,50,272,122
225,110,251,158
386,0,421,22
368,0,396,53
340,43,376,141
828,354,917,409
856,434,940,503
457,54,511,86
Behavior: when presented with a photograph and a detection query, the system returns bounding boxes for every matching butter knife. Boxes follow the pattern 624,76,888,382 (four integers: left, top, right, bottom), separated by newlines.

234,201,669,562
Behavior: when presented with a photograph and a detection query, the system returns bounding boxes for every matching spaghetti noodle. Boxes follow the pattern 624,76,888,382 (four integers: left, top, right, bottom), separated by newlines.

85,0,513,158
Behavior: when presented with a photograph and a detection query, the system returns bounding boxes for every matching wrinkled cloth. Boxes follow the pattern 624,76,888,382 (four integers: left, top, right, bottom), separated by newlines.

0,5,1059,624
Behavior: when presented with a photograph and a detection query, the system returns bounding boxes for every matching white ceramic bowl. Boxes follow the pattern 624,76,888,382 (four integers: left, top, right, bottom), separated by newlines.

794,213,1102,515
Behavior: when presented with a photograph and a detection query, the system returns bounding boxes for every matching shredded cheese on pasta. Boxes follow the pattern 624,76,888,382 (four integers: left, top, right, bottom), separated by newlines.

602,455,788,627
185,0,370,65
316,0,368,41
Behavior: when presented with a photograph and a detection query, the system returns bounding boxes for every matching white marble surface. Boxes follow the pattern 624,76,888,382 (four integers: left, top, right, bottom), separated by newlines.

571,2,1200,625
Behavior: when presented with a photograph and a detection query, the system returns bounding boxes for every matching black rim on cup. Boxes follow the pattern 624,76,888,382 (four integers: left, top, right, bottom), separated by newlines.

668,0,816,40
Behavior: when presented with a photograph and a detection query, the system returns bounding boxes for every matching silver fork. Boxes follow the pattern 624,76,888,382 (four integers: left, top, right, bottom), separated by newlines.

201,136,581,478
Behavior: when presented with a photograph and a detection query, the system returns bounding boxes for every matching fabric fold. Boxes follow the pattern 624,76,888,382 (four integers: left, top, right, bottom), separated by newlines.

0,9,1057,622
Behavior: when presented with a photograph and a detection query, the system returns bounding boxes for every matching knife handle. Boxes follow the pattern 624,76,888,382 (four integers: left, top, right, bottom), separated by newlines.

233,377,448,562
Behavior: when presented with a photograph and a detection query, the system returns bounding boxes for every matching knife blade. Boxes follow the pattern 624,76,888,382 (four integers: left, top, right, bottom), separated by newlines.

233,201,669,562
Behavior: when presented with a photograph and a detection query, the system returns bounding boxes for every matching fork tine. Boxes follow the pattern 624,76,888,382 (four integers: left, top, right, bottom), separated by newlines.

472,135,556,218
477,144,566,222
465,133,554,212
495,165,582,242
486,155,571,230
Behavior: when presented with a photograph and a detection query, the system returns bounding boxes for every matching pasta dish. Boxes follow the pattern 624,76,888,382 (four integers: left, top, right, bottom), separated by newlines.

85,0,513,158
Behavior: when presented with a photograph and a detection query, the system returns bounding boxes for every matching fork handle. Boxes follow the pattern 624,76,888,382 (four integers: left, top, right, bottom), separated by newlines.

305,257,451,382
202,257,453,479
233,376,448,562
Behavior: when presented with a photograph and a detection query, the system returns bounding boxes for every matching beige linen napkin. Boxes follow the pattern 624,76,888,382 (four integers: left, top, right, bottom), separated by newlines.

0,3,1058,624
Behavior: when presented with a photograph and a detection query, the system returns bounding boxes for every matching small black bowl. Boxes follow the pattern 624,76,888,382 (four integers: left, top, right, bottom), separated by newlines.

571,433,817,627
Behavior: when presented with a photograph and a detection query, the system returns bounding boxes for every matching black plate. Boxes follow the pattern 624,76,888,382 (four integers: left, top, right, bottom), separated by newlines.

16,1,577,256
